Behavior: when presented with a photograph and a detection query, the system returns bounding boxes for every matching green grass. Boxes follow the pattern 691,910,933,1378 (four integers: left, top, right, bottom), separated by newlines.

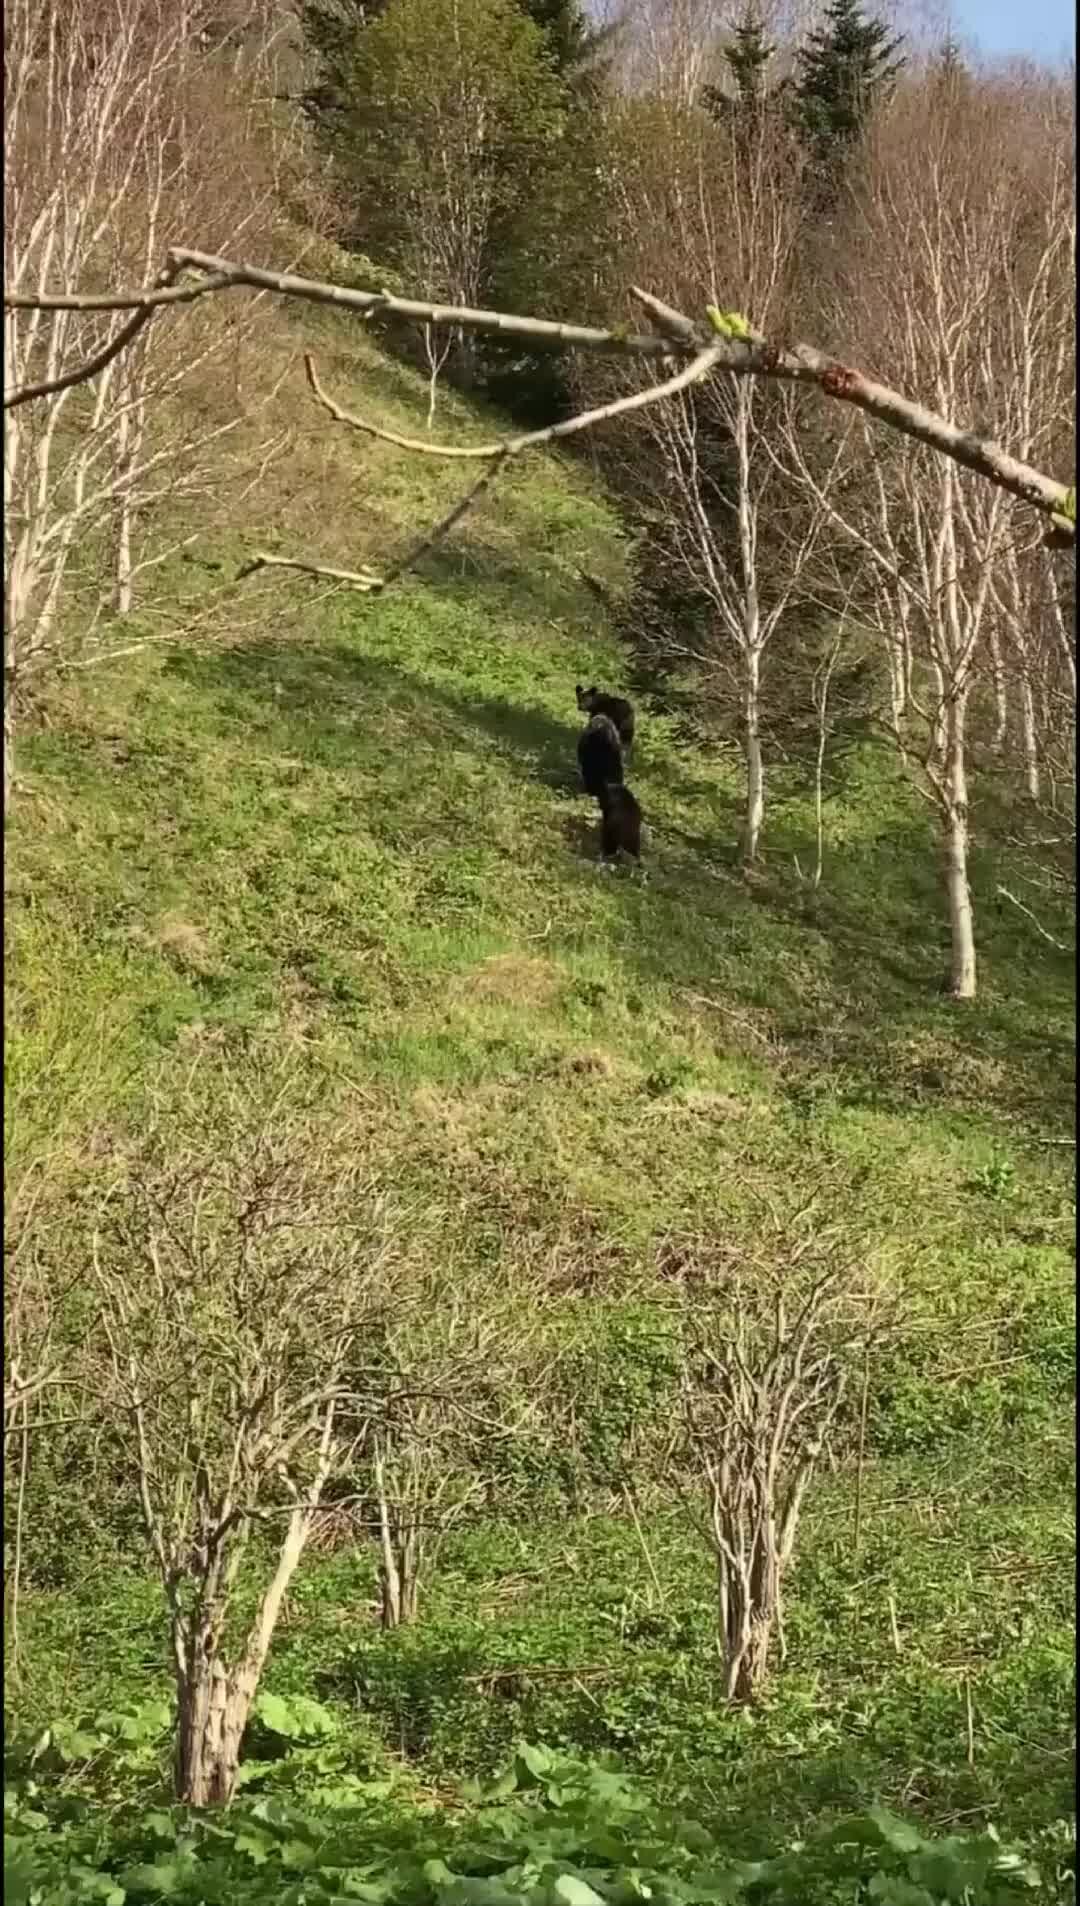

4,306,1075,1885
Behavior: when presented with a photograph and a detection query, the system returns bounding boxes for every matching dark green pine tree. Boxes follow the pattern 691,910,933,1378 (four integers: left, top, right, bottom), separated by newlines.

479,0,619,423
723,6,777,111
701,6,790,143
792,0,903,193
296,0,390,138
516,0,618,95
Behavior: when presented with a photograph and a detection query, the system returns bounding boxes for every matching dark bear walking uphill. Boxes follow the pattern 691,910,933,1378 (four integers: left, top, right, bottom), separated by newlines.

576,683,635,753
577,712,624,801
598,781,642,862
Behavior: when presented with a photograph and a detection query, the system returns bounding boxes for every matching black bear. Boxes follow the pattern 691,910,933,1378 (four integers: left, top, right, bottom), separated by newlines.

576,683,635,752
597,781,643,861
577,712,624,800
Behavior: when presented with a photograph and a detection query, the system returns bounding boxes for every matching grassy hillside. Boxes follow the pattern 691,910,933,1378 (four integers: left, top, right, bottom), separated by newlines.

5,301,1075,1896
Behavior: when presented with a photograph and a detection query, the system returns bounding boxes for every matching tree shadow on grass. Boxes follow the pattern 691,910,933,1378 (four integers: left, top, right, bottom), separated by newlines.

162,637,1074,1135
560,810,603,863
411,542,601,632
164,635,721,808
167,635,568,778
309,1610,1071,1860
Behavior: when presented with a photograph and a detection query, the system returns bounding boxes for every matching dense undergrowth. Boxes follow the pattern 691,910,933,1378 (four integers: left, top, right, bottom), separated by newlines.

5,304,1075,1901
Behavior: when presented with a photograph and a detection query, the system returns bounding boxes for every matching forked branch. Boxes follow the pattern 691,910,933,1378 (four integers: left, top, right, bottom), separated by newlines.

240,343,724,594
4,245,1072,540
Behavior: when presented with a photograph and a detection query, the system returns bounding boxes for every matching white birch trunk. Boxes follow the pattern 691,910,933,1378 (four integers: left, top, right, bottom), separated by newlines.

3,693,14,821
741,646,765,864
942,695,976,1000
1045,560,1076,699
113,399,134,616
374,1446,421,1628
987,622,1008,749
1019,674,1040,801
734,389,765,864
887,641,907,727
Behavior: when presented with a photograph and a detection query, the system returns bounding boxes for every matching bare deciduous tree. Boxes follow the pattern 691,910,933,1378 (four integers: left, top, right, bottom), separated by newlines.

807,615,846,890
2,0,302,811
613,0,732,104
780,67,1075,996
971,75,1074,800
105,18,305,617
595,91,850,861
359,1259,548,1630
91,1089,393,1806
667,1218,885,1702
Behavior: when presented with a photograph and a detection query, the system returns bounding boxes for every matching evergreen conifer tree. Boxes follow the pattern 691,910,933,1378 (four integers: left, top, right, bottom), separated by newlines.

702,5,782,127
937,30,965,77
517,0,617,93
930,30,969,98
297,0,389,137
792,0,903,193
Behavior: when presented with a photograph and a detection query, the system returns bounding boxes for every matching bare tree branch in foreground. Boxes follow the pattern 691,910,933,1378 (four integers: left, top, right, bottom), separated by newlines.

233,344,722,593
5,245,1074,542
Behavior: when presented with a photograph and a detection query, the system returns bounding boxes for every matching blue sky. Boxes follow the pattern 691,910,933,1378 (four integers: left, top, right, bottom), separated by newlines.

951,0,1074,60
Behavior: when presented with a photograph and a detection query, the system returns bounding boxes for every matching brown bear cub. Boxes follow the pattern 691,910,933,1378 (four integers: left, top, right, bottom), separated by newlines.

597,781,642,861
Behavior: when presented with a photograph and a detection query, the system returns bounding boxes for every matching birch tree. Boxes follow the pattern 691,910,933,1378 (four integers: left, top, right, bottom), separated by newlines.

780,67,1075,996
598,87,847,861
105,18,303,618
613,0,733,105
981,84,1075,803
2,0,298,813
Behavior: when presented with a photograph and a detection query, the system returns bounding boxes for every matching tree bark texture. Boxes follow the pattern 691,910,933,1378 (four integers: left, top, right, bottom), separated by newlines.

375,1451,422,1629
943,695,977,999
717,1536,779,1702
173,1630,258,1807
741,649,764,864
171,1496,316,1805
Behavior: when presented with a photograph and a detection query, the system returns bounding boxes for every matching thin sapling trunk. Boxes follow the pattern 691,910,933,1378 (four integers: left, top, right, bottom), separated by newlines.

942,694,976,999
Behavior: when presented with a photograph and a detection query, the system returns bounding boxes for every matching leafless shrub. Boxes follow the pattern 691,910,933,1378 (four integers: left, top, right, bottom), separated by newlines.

665,1215,890,1701
90,1080,394,1805
3,1164,99,1669
358,1253,552,1629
